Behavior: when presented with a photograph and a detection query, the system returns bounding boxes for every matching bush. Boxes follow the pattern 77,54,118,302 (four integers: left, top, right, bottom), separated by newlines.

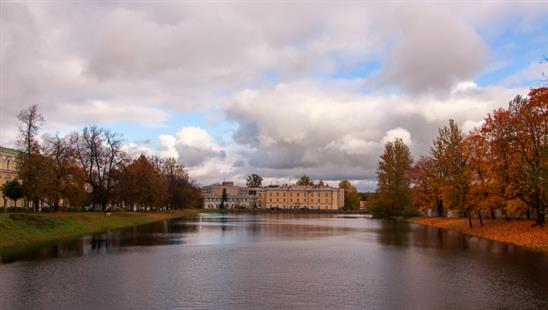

367,201,389,218
5,207,33,213
40,206,54,213
402,204,420,218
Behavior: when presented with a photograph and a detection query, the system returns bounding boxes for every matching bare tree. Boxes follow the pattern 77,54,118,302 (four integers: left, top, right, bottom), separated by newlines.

71,126,127,212
17,105,45,210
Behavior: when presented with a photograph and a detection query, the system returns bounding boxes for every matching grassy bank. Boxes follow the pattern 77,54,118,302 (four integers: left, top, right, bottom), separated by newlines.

0,209,201,251
409,217,548,254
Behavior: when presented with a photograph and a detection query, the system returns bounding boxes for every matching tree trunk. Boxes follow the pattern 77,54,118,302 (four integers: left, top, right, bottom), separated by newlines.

478,210,484,227
3,197,6,212
467,212,473,228
533,194,545,227
490,207,496,219
436,200,443,217
526,207,531,220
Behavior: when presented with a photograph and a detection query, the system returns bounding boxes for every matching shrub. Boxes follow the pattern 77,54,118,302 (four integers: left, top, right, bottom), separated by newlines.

402,204,420,218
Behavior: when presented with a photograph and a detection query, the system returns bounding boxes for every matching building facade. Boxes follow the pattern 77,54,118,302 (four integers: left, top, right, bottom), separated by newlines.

202,182,259,209
202,182,345,210
258,185,344,210
0,146,23,207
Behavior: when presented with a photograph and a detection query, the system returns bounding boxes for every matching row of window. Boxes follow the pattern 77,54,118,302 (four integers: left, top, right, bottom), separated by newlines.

204,197,250,202
268,198,330,203
266,191,332,196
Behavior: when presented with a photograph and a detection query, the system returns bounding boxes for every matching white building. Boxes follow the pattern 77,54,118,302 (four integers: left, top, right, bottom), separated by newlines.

201,182,259,209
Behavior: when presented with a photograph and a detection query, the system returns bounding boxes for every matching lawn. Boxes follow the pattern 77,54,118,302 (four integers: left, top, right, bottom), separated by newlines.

0,209,201,250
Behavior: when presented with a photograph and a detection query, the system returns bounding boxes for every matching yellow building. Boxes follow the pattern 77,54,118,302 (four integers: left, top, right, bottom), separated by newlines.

0,146,23,207
259,185,344,210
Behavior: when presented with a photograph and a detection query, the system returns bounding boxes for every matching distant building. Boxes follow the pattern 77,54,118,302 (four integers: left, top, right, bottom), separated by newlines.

258,184,344,210
201,182,344,210
202,181,259,209
0,146,23,207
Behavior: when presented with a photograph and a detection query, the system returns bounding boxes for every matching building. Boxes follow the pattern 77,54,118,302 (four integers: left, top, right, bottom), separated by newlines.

258,185,344,210
202,181,259,209
0,146,23,207
202,181,345,210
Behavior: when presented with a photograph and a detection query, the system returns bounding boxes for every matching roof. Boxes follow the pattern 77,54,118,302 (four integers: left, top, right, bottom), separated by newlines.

0,146,20,156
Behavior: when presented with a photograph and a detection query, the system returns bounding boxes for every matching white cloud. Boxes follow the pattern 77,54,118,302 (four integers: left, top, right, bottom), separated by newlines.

221,80,527,185
382,128,412,146
159,126,226,167
1,1,546,191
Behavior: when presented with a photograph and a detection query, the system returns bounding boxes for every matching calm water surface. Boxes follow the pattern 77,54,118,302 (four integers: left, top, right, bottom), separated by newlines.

0,213,547,310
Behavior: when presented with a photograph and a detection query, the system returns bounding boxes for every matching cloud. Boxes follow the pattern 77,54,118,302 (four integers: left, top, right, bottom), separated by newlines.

382,128,413,146
159,126,225,167
374,6,488,95
221,80,527,187
1,1,546,191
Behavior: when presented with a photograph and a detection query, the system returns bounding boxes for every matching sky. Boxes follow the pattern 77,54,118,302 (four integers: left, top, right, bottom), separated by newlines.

0,1,547,191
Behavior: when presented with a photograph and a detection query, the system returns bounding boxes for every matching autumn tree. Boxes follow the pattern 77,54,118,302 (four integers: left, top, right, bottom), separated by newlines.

41,134,87,210
375,138,413,217
431,120,475,226
118,155,167,211
479,108,520,219
246,174,263,188
150,156,201,209
411,156,442,215
17,105,45,210
296,175,312,186
338,180,360,210
509,88,547,226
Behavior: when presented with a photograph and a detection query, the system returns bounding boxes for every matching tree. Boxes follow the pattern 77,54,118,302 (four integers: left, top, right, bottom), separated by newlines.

432,120,474,226
71,126,127,212
246,174,263,188
17,105,45,210
375,138,413,217
118,155,167,211
508,89,547,226
149,156,201,209
296,175,312,186
479,108,519,219
411,156,441,215
220,188,228,209
338,180,360,210
2,180,23,211
41,134,87,210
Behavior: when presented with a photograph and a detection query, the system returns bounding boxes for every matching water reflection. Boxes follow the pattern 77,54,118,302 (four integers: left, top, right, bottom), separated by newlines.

0,213,546,310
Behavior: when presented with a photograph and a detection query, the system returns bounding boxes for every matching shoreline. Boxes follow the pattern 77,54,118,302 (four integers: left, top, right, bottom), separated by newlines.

408,217,548,254
0,209,202,254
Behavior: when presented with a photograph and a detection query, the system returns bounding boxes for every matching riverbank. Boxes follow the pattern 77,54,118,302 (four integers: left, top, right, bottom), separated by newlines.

0,209,202,251
409,217,548,254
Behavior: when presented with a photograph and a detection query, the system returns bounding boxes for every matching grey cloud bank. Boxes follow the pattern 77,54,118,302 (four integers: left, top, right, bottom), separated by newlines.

1,1,546,190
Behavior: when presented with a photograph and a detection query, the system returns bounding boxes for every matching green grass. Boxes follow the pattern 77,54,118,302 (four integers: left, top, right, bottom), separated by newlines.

0,209,201,251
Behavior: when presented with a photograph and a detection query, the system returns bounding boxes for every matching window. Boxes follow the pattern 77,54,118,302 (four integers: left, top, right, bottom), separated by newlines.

6,160,10,170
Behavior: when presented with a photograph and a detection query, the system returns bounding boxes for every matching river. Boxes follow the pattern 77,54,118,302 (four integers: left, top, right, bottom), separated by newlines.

0,213,547,309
